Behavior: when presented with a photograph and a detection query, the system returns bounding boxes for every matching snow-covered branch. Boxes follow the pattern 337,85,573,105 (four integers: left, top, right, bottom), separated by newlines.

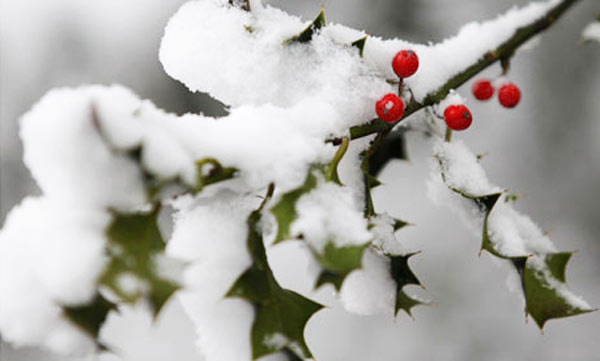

349,0,581,140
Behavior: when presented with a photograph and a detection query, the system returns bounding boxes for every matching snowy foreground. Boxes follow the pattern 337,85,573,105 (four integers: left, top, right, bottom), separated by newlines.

0,1,593,360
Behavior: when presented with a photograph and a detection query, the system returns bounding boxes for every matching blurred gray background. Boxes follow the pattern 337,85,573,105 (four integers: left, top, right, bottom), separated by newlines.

1,0,599,360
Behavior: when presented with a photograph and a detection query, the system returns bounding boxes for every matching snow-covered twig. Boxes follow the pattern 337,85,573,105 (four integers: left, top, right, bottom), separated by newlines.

348,0,581,140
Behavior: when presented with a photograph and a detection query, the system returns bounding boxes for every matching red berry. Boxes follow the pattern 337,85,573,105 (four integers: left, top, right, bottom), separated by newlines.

472,79,494,101
444,104,473,131
376,93,404,123
498,83,521,108
392,50,419,78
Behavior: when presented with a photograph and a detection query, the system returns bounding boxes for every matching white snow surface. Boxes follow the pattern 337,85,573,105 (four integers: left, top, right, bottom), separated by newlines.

427,140,590,313
167,191,257,361
161,0,559,107
340,248,397,315
428,140,557,257
291,180,371,252
0,197,106,355
160,0,391,128
0,0,570,356
582,21,600,43
370,213,407,256
20,87,148,210
22,84,342,195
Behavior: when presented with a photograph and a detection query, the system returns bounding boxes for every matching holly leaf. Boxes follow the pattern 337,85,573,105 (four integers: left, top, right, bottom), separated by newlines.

521,253,595,329
64,293,117,342
436,145,594,328
368,130,408,177
101,208,179,317
313,242,369,291
284,8,325,44
393,218,410,232
196,158,238,192
227,210,323,360
388,252,426,317
395,289,424,318
351,36,367,57
449,188,594,328
270,170,318,243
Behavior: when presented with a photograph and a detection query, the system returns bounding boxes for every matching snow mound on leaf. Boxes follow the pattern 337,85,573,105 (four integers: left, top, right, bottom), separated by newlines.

167,191,257,361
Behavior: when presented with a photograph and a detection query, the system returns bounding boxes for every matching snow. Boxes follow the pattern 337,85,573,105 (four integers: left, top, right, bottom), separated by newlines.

398,0,559,101
291,180,371,252
432,140,501,196
427,140,554,257
161,0,560,109
160,0,391,129
582,21,600,43
339,248,396,315
20,87,148,211
0,197,105,355
0,0,578,357
427,140,588,313
487,202,557,257
527,255,591,310
167,191,258,361
370,213,407,256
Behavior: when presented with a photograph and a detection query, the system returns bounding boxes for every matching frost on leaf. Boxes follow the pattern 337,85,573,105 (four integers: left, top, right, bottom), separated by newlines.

100,208,179,316
227,210,323,360
519,253,595,329
431,140,593,329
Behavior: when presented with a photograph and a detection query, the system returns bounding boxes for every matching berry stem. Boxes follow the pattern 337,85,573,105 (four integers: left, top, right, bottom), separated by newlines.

444,127,453,143
346,0,580,141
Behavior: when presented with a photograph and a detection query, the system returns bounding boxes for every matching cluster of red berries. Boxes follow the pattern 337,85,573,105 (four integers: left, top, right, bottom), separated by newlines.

472,78,521,108
375,50,419,123
375,51,522,133
443,80,521,131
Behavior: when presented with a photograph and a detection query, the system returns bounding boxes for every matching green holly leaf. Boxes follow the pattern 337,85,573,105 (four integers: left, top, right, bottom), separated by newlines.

361,152,382,191
270,171,318,243
395,289,425,318
196,158,238,192
101,208,179,317
351,36,367,57
284,8,325,45
436,147,594,328
313,242,369,291
368,130,408,177
64,293,117,341
388,252,426,317
227,210,323,360
449,188,594,328
520,253,595,329
393,218,410,232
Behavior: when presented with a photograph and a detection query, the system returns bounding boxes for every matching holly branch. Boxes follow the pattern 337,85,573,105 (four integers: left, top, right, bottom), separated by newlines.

348,0,581,140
